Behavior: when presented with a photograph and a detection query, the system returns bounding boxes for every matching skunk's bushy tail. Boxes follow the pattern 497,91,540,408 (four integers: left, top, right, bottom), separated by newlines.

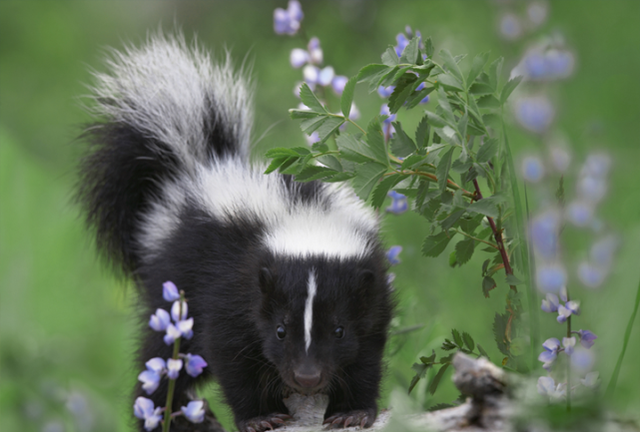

77,33,253,275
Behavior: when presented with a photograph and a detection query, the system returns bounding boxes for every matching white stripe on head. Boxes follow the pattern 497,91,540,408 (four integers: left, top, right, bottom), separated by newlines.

304,269,317,353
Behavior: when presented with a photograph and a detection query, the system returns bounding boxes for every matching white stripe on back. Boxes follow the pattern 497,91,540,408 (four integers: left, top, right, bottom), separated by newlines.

304,269,317,353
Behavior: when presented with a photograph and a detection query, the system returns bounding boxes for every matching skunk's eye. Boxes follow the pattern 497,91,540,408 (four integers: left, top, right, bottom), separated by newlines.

334,326,345,339
276,325,287,340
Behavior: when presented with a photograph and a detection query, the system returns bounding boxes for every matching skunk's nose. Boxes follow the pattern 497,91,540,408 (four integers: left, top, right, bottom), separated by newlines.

294,366,322,388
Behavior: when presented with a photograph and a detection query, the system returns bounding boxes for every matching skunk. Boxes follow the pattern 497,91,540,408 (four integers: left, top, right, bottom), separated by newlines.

77,33,393,432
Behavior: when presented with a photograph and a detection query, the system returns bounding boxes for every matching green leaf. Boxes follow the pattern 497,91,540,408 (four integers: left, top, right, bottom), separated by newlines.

295,166,338,182
500,75,523,104
436,147,455,193
505,274,524,286
476,94,501,109
264,156,291,175
336,134,380,164
390,121,418,157
316,155,343,172
436,87,455,124
467,196,502,219
455,237,476,266
477,344,490,359
264,147,310,159
364,118,389,166
381,47,399,66
440,49,464,86
424,110,449,128
300,116,329,134
370,174,403,209
341,76,358,117
415,115,431,149
462,332,475,352
467,51,490,88
316,117,344,144
351,162,387,201
425,37,434,58
400,154,427,169
422,231,454,257
357,64,389,83
289,109,321,119
483,113,501,130
476,138,498,163
299,83,326,113
492,312,509,356
405,86,435,109
400,36,420,64
452,329,464,348
482,276,497,298
457,111,468,140
487,57,504,91
469,82,494,95
437,74,464,91
388,75,418,113
428,363,450,395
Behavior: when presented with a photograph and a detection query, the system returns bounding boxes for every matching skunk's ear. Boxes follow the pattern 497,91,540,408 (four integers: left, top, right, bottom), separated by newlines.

355,269,375,301
259,267,275,295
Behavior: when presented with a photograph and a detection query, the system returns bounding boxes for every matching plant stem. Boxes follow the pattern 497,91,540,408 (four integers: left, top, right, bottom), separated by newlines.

566,294,572,412
162,294,185,432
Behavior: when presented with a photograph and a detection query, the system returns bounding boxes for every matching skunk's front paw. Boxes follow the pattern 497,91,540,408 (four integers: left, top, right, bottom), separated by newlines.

237,413,291,432
323,408,376,429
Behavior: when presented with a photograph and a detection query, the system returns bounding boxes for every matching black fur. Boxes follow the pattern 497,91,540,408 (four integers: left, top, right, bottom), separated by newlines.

76,34,394,432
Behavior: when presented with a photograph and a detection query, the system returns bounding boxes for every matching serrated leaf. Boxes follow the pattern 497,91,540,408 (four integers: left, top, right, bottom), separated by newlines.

381,47,399,66
462,332,475,352
477,344,490,359
476,138,498,163
400,154,427,169
493,313,509,356
422,231,454,257
436,87,455,124
425,37,434,58
440,49,464,85
487,57,504,91
428,363,450,395
341,76,358,117
408,374,422,395
377,66,400,89
299,83,326,113
482,259,490,276
370,174,403,209
455,237,476,266
366,117,390,165
457,111,468,140
467,195,504,219
289,109,322,119
437,73,464,92
406,85,434,109
436,147,455,193
316,155,342,172
469,82,494,95
264,156,291,175
316,117,344,144
264,147,309,159
400,36,420,64
300,116,329,134
351,162,387,201
357,64,389,83
415,115,431,149
295,166,337,182
467,51,490,88
424,110,448,128
500,75,523,104
482,276,497,298
441,209,466,231
452,329,464,347
421,350,437,364
336,134,380,163
476,94,501,109
505,274,524,286
390,121,417,157
388,75,418,113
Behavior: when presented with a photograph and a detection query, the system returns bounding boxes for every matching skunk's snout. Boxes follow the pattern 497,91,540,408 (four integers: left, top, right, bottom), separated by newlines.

293,363,322,388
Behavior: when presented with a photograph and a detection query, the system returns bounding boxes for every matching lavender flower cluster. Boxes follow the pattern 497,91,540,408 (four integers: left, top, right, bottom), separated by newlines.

134,282,208,431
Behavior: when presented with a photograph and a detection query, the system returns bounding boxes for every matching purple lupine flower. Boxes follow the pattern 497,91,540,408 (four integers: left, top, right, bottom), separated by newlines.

562,336,576,356
181,400,205,423
499,13,522,41
538,337,561,370
559,285,568,303
331,75,348,95
514,95,555,134
308,37,323,64
590,235,618,267
537,376,566,401
557,300,580,323
576,329,597,349
290,48,309,68
394,33,409,57
380,104,396,124
536,264,567,293
305,131,320,146
529,210,561,258
164,323,182,345
577,261,606,288
145,358,166,374
149,308,171,332
303,64,320,85
571,347,595,372
386,191,408,215
166,358,183,380
273,0,303,36
386,246,402,266
377,85,395,98
176,317,194,339
580,371,600,388
577,175,607,204
171,300,188,322
566,200,594,227
318,66,335,86
138,370,162,395
415,82,430,104
162,281,180,302
582,153,611,178
184,354,208,378
133,397,163,431
521,155,545,183
541,293,560,313
527,2,548,27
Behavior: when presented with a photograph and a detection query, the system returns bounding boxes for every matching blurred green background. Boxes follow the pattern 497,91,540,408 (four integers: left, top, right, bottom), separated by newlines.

1,1,639,430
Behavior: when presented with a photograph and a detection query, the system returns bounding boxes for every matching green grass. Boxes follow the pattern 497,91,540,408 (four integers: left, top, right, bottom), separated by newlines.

1,1,639,430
